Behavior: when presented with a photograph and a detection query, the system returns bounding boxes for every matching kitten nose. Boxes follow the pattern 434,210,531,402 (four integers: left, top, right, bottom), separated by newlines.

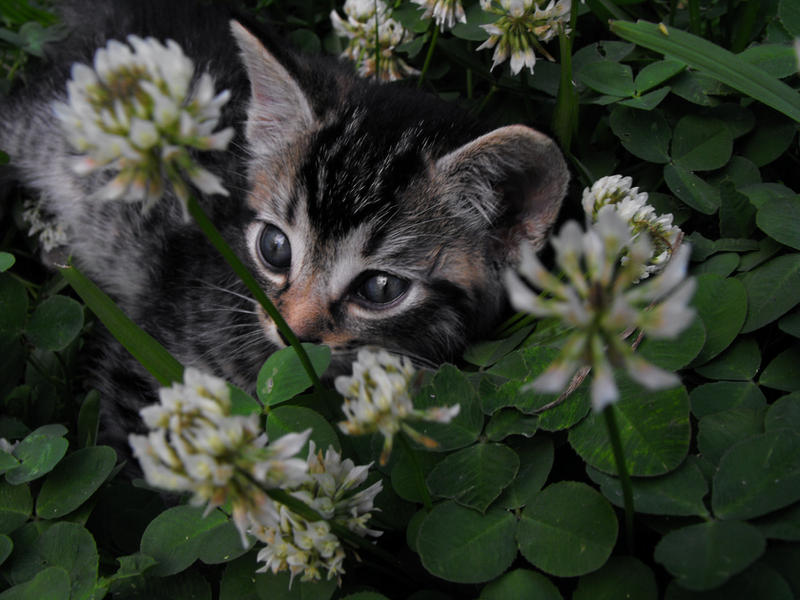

277,329,321,346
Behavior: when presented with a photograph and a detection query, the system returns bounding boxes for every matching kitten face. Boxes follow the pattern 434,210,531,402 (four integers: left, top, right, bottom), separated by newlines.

229,21,570,367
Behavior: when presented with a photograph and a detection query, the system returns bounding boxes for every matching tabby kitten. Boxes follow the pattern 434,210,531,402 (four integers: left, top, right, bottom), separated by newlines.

0,0,568,448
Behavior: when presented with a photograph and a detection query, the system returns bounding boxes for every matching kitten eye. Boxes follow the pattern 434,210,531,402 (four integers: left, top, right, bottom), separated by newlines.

258,225,291,271
355,272,410,306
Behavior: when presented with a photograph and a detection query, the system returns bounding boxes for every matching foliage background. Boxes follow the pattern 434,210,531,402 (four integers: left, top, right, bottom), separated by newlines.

1,0,800,598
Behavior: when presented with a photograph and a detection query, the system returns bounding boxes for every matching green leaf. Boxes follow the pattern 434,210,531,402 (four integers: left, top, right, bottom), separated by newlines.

609,105,671,163
498,437,554,509
690,381,766,418
719,183,757,239
35,522,99,600
574,556,658,600
738,45,799,79
742,113,797,167
698,407,765,464
0,273,28,338
587,461,710,517
0,479,31,534
0,534,11,566
656,521,765,591
760,348,800,391
220,554,260,600
757,197,800,250
609,20,800,122
517,481,617,577
578,60,635,97
0,567,70,600
713,430,800,520
24,295,84,351
665,562,795,600
692,253,739,278
390,448,442,503
671,115,733,171
462,326,533,367
694,338,760,381
637,315,705,370
256,344,331,406
140,505,228,576
266,406,339,455
669,71,728,106
484,408,538,441
690,274,748,364
60,263,184,386
479,568,563,600
0,450,19,475
618,86,671,111
197,520,252,564
0,253,14,273
36,446,116,519
413,365,483,451
663,163,719,214
779,309,800,338
104,553,158,596
778,0,800,35
740,253,800,332
568,377,690,476
6,425,69,485
634,59,685,92
766,392,800,432
426,443,519,513
417,501,517,583
754,502,800,541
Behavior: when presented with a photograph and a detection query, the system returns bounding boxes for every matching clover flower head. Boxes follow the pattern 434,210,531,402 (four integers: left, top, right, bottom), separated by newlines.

582,175,683,280
21,198,68,252
504,209,696,412
129,368,310,540
54,36,234,219
251,441,382,586
330,0,419,81
478,0,571,75
335,348,460,464
412,0,467,31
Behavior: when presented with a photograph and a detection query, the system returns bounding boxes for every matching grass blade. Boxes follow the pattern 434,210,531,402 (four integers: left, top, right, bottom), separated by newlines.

60,263,184,386
610,20,800,123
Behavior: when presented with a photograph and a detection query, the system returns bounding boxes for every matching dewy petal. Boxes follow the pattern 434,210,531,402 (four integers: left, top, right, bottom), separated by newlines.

624,352,681,390
186,166,229,197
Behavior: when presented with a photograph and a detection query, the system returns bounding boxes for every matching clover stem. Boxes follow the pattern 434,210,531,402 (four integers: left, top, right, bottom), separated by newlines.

603,404,635,553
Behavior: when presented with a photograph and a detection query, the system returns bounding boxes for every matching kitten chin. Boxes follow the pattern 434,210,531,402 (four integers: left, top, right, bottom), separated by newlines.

0,0,569,458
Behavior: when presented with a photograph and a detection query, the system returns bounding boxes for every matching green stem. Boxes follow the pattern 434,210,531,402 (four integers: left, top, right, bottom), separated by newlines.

603,405,635,553
398,432,433,511
473,84,497,116
553,5,578,151
688,0,701,35
417,25,439,88
186,196,324,394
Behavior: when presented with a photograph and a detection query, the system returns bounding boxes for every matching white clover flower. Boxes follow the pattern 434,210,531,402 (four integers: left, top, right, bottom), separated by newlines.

129,368,310,541
54,36,234,219
582,175,683,280
21,198,68,252
331,0,420,81
412,0,467,31
478,0,571,75
0,438,19,455
251,442,382,586
504,208,696,412
335,348,460,464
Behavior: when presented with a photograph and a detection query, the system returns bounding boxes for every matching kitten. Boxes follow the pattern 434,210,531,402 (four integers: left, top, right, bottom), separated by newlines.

0,0,568,448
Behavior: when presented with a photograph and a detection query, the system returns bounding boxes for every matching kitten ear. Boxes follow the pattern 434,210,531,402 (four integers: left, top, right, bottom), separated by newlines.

435,124,569,256
229,21,315,154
